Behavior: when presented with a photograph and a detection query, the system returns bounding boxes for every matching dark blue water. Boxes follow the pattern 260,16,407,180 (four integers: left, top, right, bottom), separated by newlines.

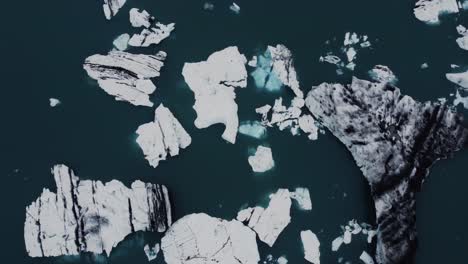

2,0,467,263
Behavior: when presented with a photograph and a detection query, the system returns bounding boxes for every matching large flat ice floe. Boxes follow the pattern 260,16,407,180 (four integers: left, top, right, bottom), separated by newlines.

24,164,172,257
413,0,461,25
83,50,166,107
182,46,248,144
136,104,191,168
161,213,260,264
306,76,467,264
236,189,292,247
103,0,127,20
248,146,275,172
301,230,320,264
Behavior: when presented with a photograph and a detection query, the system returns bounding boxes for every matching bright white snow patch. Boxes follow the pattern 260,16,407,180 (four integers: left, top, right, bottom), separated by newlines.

136,104,191,168
413,0,460,25
248,146,275,172
144,243,160,261
161,213,260,264
49,98,61,107
182,46,248,144
301,230,320,264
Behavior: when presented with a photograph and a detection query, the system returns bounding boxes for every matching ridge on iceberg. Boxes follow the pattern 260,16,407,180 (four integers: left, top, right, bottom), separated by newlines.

182,46,248,144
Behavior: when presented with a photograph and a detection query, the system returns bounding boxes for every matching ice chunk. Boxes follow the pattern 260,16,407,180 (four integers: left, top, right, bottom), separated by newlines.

136,104,191,168
456,25,468,50
446,70,468,88
277,256,288,264
421,62,429,69
49,98,61,107
301,230,320,264
203,2,215,11
359,251,375,264
368,65,397,84
129,23,175,47
161,213,260,264
413,0,460,25
298,115,319,140
113,33,130,51
248,55,258,67
182,46,247,144
290,187,312,210
129,8,153,28
454,89,468,109
331,236,344,251
239,121,267,139
230,2,241,14
248,146,275,172
236,207,254,222
144,243,160,261
103,0,127,20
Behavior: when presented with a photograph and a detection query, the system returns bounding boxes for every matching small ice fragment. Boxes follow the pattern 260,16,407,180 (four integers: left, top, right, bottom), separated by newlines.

346,47,357,62
368,65,397,84
319,55,341,65
49,98,61,107
413,0,460,25
277,256,288,264
456,25,468,50
343,230,352,244
367,230,377,243
301,230,320,264
359,251,375,264
113,33,130,51
144,243,160,261
203,2,214,11
331,236,344,251
248,146,275,172
290,187,312,210
248,56,258,67
454,89,468,109
239,121,267,139
230,2,241,14
420,62,429,69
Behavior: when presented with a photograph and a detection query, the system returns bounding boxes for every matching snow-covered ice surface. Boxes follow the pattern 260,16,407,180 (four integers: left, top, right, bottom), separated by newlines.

446,70,468,88
24,164,172,257
301,230,320,264
113,33,130,51
129,8,154,28
456,25,468,50
129,23,175,48
161,213,260,264
248,146,275,172
239,121,267,139
290,187,312,210
49,98,61,107
144,243,160,261
238,189,292,247
83,50,166,107
103,0,127,20
360,251,375,264
413,0,461,25
136,104,191,168
182,46,248,144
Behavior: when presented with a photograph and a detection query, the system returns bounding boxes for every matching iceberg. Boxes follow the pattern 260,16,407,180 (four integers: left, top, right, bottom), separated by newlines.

301,230,320,264
49,98,61,107
103,0,127,20
291,187,312,210
230,3,241,14
83,50,166,107
239,121,267,139
446,70,468,88
360,251,375,264
454,89,468,109
182,46,248,144
368,65,397,85
413,0,460,25
144,243,160,261
129,23,175,48
24,164,172,257
129,8,154,28
306,77,467,264
113,33,130,51
161,213,260,264
136,104,192,168
248,146,275,173
456,25,468,50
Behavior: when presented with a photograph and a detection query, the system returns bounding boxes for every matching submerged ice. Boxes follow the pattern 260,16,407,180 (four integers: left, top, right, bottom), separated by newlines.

239,121,267,139
248,146,275,172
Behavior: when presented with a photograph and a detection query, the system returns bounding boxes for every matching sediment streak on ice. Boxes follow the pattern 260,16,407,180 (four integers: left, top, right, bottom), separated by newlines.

24,164,172,257
136,104,192,168
182,46,248,144
83,50,166,107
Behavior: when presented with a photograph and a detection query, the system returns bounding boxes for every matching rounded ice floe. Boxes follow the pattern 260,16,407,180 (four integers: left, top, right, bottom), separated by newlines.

161,213,260,264
182,46,248,144
248,146,275,172
301,230,320,264
49,98,61,107
113,33,130,51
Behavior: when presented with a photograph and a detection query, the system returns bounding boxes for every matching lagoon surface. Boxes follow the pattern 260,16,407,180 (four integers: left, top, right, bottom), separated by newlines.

2,0,468,263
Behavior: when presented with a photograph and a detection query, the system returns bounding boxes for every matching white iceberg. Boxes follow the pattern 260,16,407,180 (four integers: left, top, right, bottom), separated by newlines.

454,89,468,109
136,104,191,168
331,236,344,252
129,23,175,47
368,65,397,84
83,50,166,107
248,146,275,173
103,0,127,20
446,70,468,88
161,213,260,264
239,121,267,139
113,33,130,51
359,251,375,264
144,243,160,261
301,230,320,264
413,0,460,25
49,98,61,107
230,3,241,14
129,8,153,28
291,187,312,210
456,25,468,50
24,164,172,257
182,46,248,144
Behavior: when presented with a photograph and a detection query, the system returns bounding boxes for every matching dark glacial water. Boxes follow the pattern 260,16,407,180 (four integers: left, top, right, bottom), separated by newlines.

1,0,468,263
